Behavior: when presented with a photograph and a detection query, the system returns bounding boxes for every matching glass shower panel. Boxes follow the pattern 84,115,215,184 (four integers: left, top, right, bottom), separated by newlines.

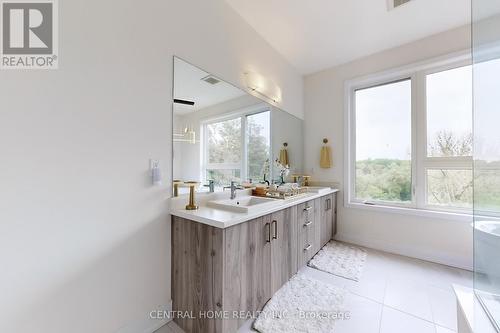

473,0,500,330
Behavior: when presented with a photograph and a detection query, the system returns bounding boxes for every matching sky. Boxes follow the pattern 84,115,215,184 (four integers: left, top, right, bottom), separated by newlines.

474,58,500,162
426,65,472,155
356,79,412,161
355,65,473,161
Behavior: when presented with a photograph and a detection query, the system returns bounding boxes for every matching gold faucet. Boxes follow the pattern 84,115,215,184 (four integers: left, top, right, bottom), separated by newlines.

184,181,199,210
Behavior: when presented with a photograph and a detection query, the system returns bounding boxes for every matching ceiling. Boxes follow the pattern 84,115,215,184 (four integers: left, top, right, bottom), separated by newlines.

173,57,246,115
224,0,487,74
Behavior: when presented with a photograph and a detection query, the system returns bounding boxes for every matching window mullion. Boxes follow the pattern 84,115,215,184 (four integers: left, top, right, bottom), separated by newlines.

423,159,473,170
241,116,247,182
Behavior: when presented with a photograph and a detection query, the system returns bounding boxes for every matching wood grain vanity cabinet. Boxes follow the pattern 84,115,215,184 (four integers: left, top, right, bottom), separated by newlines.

270,207,298,293
171,192,337,333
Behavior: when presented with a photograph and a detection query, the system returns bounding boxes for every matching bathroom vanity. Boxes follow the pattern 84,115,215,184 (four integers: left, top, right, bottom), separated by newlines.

170,189,338,333
169,57,337,333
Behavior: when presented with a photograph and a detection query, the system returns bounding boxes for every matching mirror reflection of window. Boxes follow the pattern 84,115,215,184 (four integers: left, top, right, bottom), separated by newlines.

246,111,271,183
202,109,271,188
205,117,242,187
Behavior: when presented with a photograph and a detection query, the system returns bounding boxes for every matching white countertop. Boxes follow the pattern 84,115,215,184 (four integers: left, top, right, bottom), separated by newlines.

169,188,339,229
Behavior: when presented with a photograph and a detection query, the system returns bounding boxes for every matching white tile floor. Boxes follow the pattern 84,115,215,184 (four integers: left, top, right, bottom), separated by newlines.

156,247,473,333
155,321,184,333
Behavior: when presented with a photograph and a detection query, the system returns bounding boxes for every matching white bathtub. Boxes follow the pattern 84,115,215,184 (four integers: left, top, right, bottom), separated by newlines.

475,221,500,284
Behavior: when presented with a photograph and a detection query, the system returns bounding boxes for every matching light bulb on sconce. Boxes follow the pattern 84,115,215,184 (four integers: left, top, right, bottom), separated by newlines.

173,124,197,144
244,71,282,103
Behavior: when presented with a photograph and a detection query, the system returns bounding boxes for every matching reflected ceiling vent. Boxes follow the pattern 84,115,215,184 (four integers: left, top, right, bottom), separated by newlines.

201,75,221,85
387,0,412,10
173,99,195,106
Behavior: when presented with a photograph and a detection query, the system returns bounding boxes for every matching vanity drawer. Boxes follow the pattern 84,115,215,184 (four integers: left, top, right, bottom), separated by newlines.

298,224,316,267
297,200,319,242
298,200,316,268
297,198,322,268
298,208,315,239
297,200,315,226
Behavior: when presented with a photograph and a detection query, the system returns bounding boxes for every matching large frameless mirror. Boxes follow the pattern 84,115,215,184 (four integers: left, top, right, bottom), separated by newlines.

172,57,304,196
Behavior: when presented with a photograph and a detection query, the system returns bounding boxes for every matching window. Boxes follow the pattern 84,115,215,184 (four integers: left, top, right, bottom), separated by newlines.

347,55,473,214
354,79,412,205
424,66,473,209
203,109,270,187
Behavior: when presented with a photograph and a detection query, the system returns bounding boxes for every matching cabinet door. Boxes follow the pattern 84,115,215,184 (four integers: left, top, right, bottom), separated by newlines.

320,194,334,247
270,207,298,293
223,216,272,332
313,198,322,253
172,217,224,333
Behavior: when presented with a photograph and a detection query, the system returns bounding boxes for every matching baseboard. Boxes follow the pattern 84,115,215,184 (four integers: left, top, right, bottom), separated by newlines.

116,300,172,333
336,232,473,271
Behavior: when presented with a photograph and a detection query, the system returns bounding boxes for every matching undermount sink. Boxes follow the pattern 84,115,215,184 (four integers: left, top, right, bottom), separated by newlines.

207,196,278,213
304,186,331,194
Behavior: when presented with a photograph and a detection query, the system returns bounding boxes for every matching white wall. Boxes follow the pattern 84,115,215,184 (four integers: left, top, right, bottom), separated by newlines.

304,25,474,270
0,1,302,332
271,108,304,179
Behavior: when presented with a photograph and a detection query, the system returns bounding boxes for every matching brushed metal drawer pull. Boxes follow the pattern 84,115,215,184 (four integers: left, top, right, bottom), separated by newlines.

303,206,312,212
303,221,313,227
272,220,278,240
304,244,312,252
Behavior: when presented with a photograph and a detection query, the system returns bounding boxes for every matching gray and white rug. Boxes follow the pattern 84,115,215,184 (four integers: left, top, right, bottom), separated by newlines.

253,274,346,333
308,241,367,281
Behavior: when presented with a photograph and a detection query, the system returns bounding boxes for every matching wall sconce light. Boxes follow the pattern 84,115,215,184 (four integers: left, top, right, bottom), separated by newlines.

244,71,282,103
173,126,197,144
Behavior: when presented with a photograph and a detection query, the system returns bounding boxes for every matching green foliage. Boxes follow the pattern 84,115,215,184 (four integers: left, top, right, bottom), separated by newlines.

427,169,472,208
207,118,241,164
355,159,412,202
474,163,500,212
206,113,270,185
356,131,476,207
247,118,270,182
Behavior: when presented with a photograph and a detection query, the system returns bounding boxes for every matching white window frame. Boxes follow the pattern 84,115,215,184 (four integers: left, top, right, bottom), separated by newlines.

345,50,473,217
418,63,473,213
201,104,271,185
